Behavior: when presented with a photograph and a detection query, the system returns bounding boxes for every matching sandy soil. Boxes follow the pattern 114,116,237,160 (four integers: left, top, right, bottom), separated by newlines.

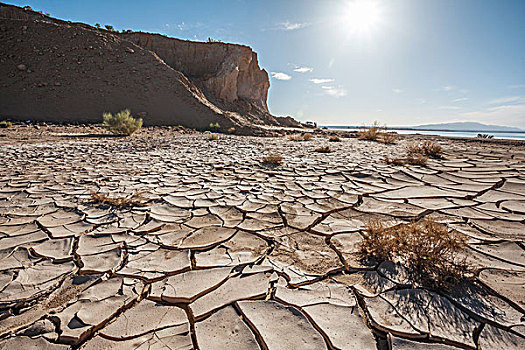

0,126,524,349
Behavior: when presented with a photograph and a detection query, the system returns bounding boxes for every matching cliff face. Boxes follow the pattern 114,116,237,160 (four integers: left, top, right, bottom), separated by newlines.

119,32,283,126
0,3,299,129
121,33,269,112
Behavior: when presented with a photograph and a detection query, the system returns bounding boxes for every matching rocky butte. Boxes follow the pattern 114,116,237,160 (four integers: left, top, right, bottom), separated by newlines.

0,2,299,132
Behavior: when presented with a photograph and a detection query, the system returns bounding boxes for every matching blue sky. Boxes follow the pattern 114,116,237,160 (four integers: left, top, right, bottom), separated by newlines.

6,0,525,128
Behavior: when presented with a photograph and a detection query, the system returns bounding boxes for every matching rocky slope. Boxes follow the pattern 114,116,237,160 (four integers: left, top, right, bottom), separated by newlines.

0,3,298,130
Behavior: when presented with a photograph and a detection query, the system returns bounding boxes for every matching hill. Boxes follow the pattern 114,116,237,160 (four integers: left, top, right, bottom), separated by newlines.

412,122,522,132
0,3,299,132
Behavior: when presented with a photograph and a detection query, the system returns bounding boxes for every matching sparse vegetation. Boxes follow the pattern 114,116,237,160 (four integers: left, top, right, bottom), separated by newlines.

384,156,405,166
90,190,146,209
477,133,494,139
328,135,341,142
315,146,332,153
261,153,283,165
102,109,143,136
358,121,383,141
380,132,398,144
407,140,443,158
405,153,428,166
208,133,219,140
288,132,313,141
105,25,116,32
0,121,13,128
209,122,221,132
358,219,470,289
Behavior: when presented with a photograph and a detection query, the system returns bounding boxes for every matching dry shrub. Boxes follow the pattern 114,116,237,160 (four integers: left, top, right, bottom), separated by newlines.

358,219,469,289
384,156,405,166
289,133,313,141
208,133,219,140
302,132,313,141
262,153,283,165
405,153,428,166
90,191,146,209
380,132,398,144
358,121,383,141
407,140,442,158
315,146,332,153
328,135,341,142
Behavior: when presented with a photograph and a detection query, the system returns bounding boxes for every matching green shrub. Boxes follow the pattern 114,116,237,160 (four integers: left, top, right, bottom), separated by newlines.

209,122,220,131
102,109,142,135
0,121,13,128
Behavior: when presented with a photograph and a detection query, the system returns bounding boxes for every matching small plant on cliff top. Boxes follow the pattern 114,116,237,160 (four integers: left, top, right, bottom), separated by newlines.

102,109,142,136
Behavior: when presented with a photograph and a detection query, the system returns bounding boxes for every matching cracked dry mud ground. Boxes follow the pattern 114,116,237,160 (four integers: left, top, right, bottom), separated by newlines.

0,128,524,349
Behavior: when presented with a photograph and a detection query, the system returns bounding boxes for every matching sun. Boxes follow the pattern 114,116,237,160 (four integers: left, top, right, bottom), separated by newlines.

343,0,383,34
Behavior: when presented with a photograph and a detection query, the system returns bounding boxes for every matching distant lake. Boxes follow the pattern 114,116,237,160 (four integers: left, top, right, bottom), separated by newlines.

326,127,525,141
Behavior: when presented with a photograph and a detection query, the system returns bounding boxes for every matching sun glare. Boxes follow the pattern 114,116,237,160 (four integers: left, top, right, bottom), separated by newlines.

344,0,383,35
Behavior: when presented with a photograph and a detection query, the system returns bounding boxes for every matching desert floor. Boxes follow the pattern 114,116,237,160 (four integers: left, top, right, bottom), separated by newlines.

0,125,524,349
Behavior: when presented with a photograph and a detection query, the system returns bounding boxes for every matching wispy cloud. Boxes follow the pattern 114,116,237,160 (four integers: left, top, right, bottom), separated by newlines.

271,72,292,81
321,86,347,98
509,84,525,89
392,88,404,94
487,96,523,105
277,21,310,31
452,97,469,102
310,78,335,84
436,85,455,91
293,66,313,73
438,106,461,110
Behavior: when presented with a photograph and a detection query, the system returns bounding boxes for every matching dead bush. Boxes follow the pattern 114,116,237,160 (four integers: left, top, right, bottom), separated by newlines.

208,133,219,140
380,132,398,144
315,146,332,153
405,153,428,166
302,132,313,141
328,135,341,142
288,132,313,141
261,153,283,165
407,140,442,158
358,121,383,141
90,191,146,209
384,156,405,166
358,219,470,289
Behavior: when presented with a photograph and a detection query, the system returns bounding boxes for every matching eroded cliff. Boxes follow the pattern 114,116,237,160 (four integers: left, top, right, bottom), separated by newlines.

120,32,284,126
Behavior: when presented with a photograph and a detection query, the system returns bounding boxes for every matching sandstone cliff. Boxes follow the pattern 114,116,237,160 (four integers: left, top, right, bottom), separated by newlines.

0,3,299,130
